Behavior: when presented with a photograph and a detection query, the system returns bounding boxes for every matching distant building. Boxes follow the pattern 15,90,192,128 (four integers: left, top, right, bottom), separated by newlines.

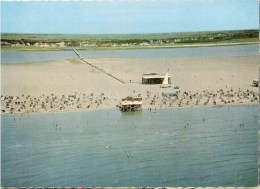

139,42,149,46
50,44,58,47
55,42,66,47
142,73,171,85
34,42,50,47
1,41,11,46
121,43,129,47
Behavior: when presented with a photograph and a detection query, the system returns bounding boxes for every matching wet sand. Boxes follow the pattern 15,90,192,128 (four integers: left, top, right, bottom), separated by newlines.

1,56,259,114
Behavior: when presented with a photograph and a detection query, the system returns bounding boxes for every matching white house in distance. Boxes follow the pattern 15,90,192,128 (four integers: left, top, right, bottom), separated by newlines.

55,42,66,47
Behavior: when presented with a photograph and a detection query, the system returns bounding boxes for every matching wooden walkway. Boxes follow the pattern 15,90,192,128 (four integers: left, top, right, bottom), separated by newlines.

73,49,125,84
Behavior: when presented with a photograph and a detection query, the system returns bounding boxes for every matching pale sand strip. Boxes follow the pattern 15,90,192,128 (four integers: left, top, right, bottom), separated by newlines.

1,56,259,114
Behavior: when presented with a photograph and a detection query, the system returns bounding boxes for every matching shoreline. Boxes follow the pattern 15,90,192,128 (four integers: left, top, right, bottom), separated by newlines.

1,103,259,116
1,41,258,51
1,88,258,115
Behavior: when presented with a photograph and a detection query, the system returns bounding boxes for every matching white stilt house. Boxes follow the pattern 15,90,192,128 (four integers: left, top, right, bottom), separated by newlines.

119,97,142,112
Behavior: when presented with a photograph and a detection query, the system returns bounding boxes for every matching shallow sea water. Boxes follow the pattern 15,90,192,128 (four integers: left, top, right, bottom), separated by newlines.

1,105,258,187
1,44,258,63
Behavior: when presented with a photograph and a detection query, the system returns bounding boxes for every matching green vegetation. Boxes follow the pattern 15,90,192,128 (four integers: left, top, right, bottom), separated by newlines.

2,30,258,41
1,30,258,50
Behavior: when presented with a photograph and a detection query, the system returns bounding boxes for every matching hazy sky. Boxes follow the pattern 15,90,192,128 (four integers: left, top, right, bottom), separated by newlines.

1,0,259,34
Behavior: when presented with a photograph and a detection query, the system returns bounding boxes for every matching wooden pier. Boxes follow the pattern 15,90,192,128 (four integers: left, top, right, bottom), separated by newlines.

73,49,125,84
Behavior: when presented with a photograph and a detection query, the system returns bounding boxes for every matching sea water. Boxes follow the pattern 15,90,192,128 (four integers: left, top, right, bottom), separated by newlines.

1,44,258,63
1,105,258,187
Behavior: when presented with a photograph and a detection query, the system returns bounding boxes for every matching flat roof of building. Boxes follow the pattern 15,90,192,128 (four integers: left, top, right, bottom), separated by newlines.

121,101,142,105
121,97,142,105
122,97,142,101
142,73,171,79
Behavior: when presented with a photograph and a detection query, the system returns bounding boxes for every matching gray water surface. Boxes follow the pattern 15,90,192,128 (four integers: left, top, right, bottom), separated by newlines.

1,44,258,63
1,105,258,187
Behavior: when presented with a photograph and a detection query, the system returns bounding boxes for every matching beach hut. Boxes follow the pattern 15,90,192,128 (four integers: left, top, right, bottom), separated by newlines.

119,97,142,112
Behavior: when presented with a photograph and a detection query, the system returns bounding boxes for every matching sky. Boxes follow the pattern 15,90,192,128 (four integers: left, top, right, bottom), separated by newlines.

1,0,259,34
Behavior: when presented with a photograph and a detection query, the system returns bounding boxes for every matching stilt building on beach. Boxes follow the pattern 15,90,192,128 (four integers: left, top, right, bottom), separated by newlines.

119,97,142,111
142,73,171,84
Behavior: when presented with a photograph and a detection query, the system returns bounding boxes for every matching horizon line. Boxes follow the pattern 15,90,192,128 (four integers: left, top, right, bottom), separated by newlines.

1,28,258,36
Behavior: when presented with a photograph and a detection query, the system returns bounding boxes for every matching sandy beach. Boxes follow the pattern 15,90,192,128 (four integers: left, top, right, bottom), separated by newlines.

1,55,259,114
